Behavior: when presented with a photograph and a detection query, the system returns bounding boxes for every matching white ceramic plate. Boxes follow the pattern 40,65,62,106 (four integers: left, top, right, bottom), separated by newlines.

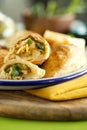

0,63,87,90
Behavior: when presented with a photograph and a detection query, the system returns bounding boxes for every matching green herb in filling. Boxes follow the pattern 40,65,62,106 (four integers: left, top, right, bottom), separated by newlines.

12,65,22,77
6,64,23,77
36,43,45,51
27,38,33,45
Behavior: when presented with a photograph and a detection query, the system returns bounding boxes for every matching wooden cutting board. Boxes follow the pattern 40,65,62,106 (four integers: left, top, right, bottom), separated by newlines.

0,90,87,121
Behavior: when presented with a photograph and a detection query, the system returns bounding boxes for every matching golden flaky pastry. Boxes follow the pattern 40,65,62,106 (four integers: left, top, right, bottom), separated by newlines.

5,31,50,65
42,30,87,78
0,47,8,67
44,30,86,52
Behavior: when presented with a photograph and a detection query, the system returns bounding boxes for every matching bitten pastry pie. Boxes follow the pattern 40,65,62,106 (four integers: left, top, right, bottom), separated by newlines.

0,57,45,80
5,31,50,65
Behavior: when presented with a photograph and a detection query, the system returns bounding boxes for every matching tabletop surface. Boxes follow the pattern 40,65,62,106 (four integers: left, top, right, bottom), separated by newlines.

0,117,87,130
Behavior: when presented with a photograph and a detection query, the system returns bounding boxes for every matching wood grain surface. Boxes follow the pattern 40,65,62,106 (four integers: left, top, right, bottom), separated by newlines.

0,90,87,121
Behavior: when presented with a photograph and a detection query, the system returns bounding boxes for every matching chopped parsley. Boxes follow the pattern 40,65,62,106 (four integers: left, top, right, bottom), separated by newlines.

27,38,33,45
36,43,45,51
6,64,23,77
12,65,22,77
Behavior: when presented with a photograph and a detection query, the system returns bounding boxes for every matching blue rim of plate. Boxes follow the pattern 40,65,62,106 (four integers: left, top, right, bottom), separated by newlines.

0,64,87,88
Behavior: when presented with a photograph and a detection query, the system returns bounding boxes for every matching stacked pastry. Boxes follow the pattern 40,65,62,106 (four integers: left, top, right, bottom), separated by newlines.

0,31,50,80
0,30,87,81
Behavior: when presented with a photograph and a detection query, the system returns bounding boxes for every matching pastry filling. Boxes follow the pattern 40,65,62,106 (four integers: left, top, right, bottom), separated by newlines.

15,38,45,60
5,63,30,79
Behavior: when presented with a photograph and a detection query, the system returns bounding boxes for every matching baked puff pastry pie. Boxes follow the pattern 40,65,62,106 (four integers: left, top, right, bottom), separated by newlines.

42,30,87,78
5,31,50,65
42,43,87,77
0,57,45,80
